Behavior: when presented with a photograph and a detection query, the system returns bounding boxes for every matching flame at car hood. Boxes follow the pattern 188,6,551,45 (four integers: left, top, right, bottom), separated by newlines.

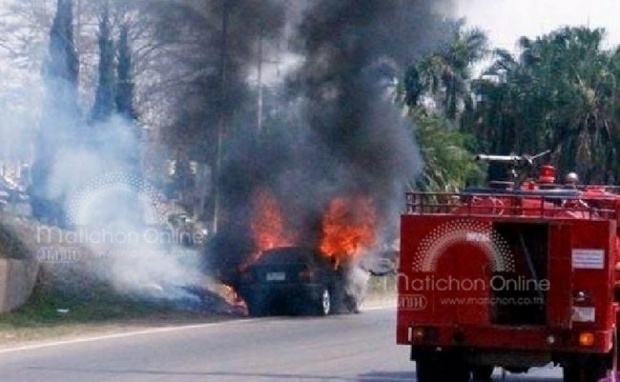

320,196,377,260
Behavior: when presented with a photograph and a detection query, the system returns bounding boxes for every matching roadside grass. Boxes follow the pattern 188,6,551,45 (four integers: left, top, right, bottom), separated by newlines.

0,259,396,346
367,274,396,294
365,275,396,306
0,284,233,346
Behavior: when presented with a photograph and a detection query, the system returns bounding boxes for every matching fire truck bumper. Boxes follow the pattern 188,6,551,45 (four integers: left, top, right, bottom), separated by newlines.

400,324,614,355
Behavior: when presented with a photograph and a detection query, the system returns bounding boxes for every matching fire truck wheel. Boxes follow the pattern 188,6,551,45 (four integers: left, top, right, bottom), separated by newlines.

562,354,608,382
471,365,494,381
415,354,470,382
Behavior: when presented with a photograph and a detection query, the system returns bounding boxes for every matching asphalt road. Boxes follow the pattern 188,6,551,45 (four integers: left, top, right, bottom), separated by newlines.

0,307,563,382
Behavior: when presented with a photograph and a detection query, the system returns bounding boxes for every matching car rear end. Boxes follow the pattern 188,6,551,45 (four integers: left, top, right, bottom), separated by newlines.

238,247,336,316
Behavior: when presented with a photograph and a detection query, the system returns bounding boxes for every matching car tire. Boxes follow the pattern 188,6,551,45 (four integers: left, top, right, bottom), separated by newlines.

316,287,332,316
245,294,269,317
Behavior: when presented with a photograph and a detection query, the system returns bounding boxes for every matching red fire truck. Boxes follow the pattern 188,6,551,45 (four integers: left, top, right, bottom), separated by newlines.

396,153,620,381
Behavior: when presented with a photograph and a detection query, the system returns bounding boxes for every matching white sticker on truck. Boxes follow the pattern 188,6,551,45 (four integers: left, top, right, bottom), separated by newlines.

572,306,596,322
572,249,605,269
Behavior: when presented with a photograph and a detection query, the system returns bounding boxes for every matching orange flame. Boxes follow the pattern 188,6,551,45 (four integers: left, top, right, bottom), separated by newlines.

320,196,377,259
250,188,296,253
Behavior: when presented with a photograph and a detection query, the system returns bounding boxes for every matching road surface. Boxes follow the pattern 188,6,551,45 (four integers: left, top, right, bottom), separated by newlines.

0,306,562,381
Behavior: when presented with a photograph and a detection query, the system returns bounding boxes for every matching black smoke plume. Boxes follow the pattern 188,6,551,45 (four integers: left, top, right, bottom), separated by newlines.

211,0,454,274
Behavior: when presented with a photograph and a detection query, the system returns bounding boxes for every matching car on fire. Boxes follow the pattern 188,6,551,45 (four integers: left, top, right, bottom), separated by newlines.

237,246,360,317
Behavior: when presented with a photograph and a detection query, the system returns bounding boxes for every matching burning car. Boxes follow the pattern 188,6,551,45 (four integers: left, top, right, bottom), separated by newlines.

237,246,360,317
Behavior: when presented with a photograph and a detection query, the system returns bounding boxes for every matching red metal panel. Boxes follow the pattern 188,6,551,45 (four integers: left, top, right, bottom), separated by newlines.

547,223,573,329
398,215,497,342
569,220,616,331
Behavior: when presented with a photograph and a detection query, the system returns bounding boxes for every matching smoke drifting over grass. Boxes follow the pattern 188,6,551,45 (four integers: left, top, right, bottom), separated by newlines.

35,116,206,303
23,0,455,308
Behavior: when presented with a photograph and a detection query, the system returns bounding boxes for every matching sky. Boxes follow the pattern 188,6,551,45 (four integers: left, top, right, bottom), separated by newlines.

457,0,620,53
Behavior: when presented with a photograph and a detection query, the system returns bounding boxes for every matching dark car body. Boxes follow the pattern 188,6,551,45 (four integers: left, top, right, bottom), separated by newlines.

237,246,359,317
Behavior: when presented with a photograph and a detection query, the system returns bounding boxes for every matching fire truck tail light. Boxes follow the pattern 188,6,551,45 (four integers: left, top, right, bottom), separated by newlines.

412,327,425,341
578,332,595,347
410,326,439,343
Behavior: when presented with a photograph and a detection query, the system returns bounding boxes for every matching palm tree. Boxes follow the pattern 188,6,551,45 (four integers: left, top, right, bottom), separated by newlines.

399,24,489,191
403,22,488,122
408,109,484,191
465,26,620,183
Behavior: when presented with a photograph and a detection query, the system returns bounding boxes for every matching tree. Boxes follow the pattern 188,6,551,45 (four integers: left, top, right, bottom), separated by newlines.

466,26,620,183
115,21,136,120
29,0,79,225
90,1,115,123
399,22,488,191
403,22,488,122
409,109,484,191
41,0,79,115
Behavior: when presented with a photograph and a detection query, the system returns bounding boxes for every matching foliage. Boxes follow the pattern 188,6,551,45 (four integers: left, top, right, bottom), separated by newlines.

115,22,136,120
29,0,80,225
403,22,488,121
90,1,115,123
409,109,484,191
465,26,620,183
400,22,488,191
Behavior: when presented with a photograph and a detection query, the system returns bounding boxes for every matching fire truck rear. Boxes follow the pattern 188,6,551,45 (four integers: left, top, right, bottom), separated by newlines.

396,154,620,381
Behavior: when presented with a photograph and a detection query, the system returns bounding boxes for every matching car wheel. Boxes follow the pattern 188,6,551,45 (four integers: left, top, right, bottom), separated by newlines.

317,287,331,316
245,294,269,317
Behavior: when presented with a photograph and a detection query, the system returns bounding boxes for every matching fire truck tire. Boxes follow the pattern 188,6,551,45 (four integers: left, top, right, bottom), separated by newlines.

562,355,608,382
415,354,470,382
471,365,494,381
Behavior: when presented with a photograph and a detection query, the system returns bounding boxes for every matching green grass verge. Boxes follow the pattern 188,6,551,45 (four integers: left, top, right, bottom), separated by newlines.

0,284,230,345
367,274,397,295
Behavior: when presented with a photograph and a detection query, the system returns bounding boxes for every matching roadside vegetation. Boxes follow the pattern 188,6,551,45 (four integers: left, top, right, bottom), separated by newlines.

0,283,230,346
405,24,620,189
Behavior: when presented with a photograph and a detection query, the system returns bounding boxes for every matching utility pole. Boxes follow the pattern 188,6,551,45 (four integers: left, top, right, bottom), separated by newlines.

256,30,281,133
256,34,264,133
212,0,230,235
